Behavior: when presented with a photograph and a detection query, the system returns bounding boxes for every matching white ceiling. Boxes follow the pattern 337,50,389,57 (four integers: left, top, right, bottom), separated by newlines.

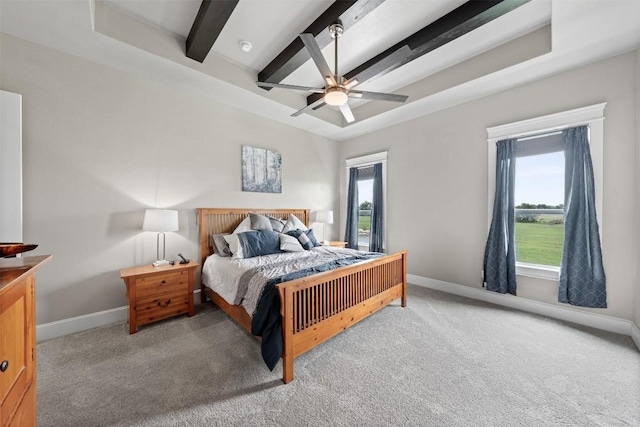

1,0,640,141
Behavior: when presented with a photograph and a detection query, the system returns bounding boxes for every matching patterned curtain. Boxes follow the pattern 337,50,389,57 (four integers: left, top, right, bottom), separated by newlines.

369,163,384,252
483,139,517,295
344,167,359,249
558,126,606,307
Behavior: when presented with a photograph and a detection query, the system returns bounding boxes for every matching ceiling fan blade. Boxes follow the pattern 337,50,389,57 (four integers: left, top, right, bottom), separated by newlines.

299,33,337,87
349,90,408,103
256,81,324,93
291,97,326,117
339,103,355,123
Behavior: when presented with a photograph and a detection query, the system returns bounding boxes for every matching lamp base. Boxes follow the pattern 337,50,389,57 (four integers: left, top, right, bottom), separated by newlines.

152,259,170,267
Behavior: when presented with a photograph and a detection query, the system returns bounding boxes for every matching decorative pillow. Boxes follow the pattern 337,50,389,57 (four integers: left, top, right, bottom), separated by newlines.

281,214,308,233
304,229,320,247
250,213,273,231
268,216,285,233
233,217,252,234
236,230,281,258
211,233,231,257
279,233,304,252
223,233,243,258
287,229,314,250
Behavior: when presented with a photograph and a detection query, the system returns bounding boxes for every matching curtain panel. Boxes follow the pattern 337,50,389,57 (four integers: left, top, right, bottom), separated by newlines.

558,126,607,307
369,163,384,252
483,139,517,295
344,167,359,249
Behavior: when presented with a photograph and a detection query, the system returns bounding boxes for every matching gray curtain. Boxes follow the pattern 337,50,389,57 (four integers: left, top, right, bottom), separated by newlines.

558,126,606,307
344,167,359,249
369,163,383,252
483,139,517,295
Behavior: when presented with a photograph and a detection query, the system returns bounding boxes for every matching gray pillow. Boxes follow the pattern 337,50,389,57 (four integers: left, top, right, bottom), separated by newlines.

211,233,231,257
268,216,285,232
250,213,273,231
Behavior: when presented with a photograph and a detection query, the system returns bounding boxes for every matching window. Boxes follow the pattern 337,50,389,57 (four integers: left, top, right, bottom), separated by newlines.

487,103,605,280
514,134,565,268
346,152,387,251
357,178,373,247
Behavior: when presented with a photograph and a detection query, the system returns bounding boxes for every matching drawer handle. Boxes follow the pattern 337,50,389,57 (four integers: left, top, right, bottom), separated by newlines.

160,280,167,285
0,360,8,373
157,299,171,308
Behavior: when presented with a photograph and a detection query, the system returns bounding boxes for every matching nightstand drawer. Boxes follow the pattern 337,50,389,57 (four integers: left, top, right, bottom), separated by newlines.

136,293,190,326
135,270,188,299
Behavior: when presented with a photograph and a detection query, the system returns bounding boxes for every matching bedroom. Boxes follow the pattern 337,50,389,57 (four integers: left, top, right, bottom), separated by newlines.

1,0,639,425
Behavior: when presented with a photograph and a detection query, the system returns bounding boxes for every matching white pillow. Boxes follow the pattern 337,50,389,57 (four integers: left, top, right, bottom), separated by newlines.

233,217,252,234
279,233,304,252
281,214,308,233
223,233,243,258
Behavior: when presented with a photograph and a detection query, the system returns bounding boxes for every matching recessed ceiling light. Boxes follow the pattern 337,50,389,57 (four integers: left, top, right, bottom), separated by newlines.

240,41,252,52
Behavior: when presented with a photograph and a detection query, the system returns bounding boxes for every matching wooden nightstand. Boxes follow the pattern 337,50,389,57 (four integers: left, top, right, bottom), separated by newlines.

120,261,199,334
322,241,347,248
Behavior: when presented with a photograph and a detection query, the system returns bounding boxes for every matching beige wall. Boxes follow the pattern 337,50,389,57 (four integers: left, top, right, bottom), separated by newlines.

340,51,639,321
0,34,340,324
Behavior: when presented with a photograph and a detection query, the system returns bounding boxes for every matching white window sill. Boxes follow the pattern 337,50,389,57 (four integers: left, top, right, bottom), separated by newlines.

516,262,559,281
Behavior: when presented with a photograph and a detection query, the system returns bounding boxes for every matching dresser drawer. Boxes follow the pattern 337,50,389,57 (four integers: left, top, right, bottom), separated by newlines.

136,292,190,326
135,270,188,299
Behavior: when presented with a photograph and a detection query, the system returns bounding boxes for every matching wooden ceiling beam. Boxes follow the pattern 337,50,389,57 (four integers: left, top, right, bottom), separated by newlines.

306,0,530,105
258,0,386,90
186,0,239,63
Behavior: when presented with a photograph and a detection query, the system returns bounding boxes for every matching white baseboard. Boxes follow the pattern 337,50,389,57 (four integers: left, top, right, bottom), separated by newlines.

36,306,128,342
36,289,203,342
632,322,640,351
408,274,636,342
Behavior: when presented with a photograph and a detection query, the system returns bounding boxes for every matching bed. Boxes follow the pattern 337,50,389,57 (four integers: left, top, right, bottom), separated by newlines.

197,208,407,383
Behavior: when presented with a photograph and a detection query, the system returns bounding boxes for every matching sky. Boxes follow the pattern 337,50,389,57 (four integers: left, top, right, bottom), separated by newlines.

515,152,564,206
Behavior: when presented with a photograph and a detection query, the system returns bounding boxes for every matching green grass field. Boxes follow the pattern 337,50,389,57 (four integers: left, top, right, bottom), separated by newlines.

515,221,564,266
358,216,371,231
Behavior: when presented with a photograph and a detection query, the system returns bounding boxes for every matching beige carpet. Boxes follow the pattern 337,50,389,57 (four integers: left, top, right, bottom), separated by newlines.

37,285,640,426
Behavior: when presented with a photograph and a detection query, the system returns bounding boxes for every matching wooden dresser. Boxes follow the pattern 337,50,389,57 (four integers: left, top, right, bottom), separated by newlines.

0,255,51,427
120,262,198,334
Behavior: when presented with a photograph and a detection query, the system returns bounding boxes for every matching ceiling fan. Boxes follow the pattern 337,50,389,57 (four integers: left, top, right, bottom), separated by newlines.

256,22,408,123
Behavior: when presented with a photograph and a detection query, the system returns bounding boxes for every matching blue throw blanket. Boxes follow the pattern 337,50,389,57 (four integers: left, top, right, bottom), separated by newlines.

250,253,382,371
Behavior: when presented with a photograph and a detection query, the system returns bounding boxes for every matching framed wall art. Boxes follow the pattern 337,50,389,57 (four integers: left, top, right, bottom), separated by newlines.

241,145,282,193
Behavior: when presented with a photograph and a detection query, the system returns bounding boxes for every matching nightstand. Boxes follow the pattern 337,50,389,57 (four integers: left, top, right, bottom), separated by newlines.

322,241,347,248
120,261,199,334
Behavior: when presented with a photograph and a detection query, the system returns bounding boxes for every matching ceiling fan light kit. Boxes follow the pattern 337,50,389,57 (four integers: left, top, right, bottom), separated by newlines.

324,87,348,106
256,21,408,123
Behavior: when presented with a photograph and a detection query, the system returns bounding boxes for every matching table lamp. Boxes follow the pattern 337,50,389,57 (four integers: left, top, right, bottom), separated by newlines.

314,210,334,244
143,209,179,267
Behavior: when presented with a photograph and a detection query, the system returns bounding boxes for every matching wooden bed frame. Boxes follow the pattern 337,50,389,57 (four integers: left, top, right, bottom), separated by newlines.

197,208,407,383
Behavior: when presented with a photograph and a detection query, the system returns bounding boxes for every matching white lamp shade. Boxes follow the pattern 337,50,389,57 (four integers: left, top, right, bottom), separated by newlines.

142,209,179,232
314,210,334,224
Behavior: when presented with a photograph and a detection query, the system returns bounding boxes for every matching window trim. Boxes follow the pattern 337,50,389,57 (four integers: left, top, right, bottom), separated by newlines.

346,151,388,251
486,103,606,280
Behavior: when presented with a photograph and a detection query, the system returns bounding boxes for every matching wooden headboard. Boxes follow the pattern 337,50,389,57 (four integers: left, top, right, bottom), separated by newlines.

196,208,310,265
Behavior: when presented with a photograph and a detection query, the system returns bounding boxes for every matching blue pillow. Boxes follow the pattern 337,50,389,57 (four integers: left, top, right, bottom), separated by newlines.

237,230,282,258
304,229,320,247
286,229,314,250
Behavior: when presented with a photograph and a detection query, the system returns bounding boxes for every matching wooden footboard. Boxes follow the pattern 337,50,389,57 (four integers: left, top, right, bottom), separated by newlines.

278,251,407,383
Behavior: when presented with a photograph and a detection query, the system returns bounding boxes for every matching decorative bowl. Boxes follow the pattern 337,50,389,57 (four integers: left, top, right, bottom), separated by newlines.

0,243,38,257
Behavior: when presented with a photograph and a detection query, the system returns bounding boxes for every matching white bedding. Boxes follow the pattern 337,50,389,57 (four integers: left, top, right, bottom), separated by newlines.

202,246,364,317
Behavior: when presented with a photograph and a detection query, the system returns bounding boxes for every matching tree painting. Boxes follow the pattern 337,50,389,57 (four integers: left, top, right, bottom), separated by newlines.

242,145,282,193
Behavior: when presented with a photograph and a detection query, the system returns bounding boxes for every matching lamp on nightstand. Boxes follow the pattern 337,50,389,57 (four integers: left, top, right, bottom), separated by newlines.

143,209,179,267
313,210,334,245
